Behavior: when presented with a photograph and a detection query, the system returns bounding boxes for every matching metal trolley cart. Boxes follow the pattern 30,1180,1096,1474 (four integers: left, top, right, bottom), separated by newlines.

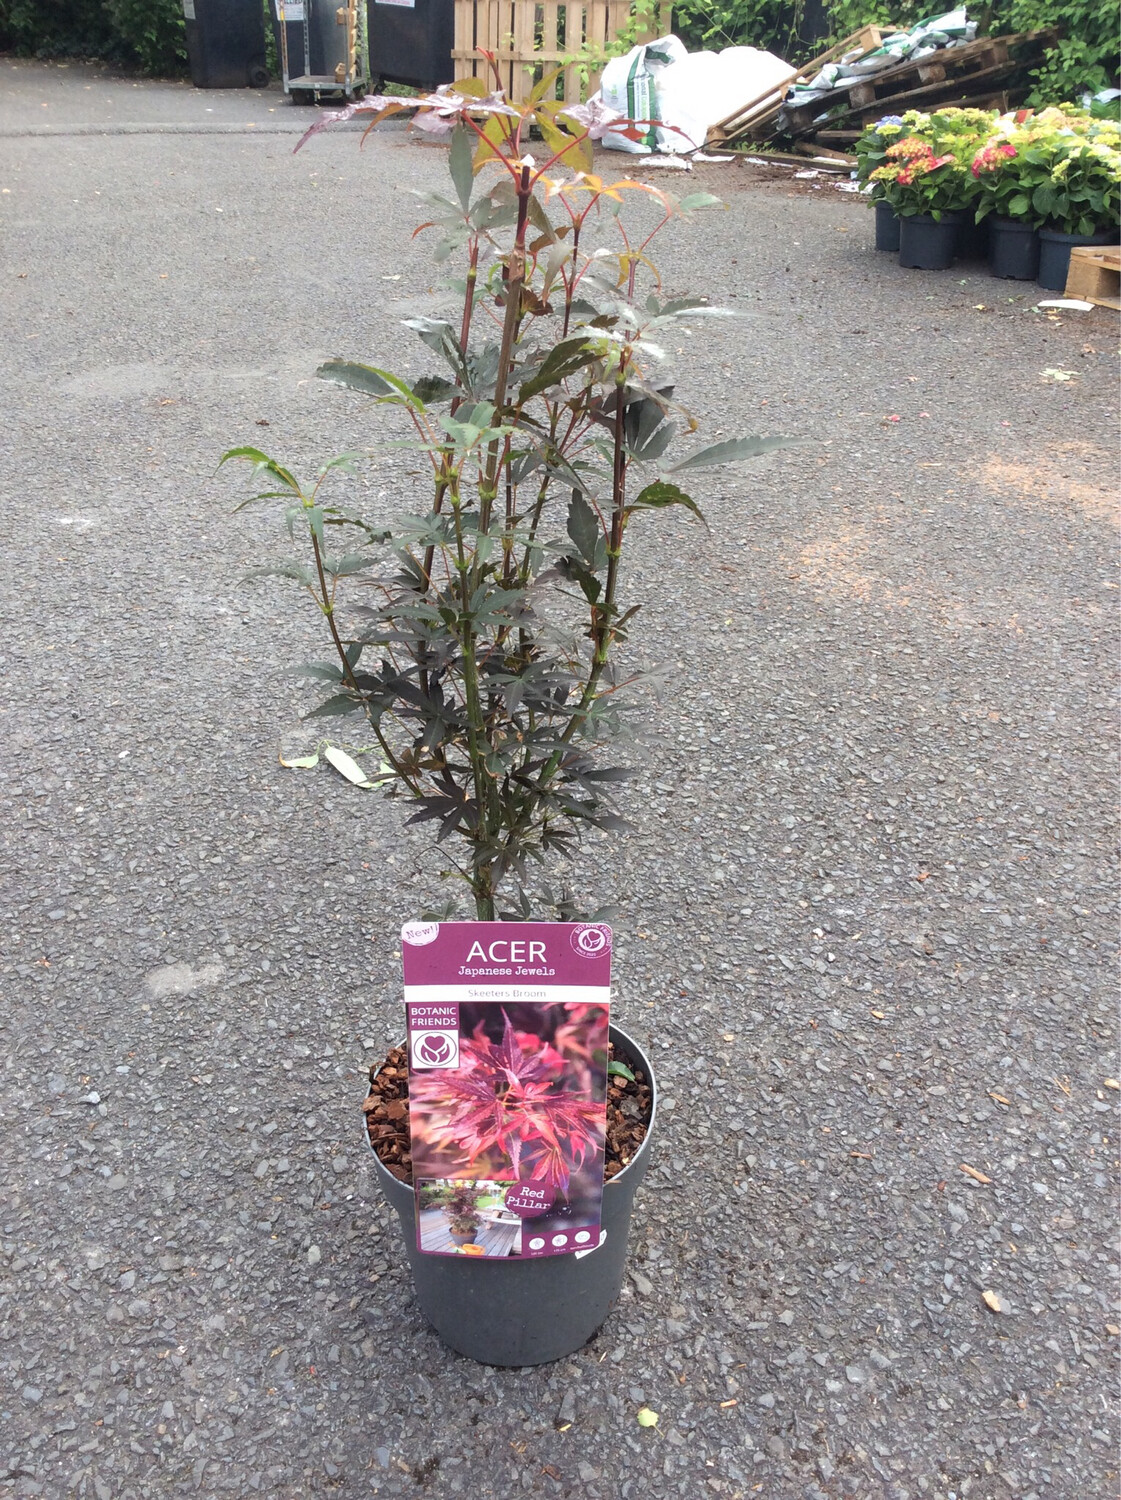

274,0,368,103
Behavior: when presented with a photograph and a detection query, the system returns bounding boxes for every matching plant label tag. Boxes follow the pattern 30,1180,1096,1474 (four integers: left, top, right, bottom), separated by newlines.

402,921,611,1260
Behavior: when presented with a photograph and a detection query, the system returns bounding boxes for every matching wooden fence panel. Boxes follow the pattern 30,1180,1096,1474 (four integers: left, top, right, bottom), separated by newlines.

451,0,670,105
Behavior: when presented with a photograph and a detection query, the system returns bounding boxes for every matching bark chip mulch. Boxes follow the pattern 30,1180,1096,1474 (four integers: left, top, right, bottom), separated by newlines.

363,1042,653,1184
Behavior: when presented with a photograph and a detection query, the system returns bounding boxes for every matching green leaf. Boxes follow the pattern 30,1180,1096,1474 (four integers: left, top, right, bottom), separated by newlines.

667,434,800,472
412,374,457,405
636,1407,659,1428
304,693,364,720
628,480,705,525
607,1059,635,1082
403,318,464,378
278,751,319,769
677,192,725,214
289,661,343,683
220,447,301,494
242,561,318,586
450,123,473,211
567,491,603,569
317,361,420,408
520,335,598,401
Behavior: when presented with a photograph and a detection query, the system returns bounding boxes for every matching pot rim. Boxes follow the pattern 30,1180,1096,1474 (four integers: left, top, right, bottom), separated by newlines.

366,1021,658,1195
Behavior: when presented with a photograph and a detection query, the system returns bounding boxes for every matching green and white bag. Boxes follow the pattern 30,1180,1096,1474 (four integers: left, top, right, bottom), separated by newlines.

600,36,687,154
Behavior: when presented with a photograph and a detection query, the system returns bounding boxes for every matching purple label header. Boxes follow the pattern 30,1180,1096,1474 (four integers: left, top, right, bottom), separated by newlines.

401,921,612,987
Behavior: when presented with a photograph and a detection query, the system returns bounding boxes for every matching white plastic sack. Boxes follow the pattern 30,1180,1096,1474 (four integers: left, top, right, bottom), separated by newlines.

653,45,792,153
599,36,687,154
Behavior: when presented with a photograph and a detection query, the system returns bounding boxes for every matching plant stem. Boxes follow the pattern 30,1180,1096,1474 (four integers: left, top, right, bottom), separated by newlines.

449,480,497,917
479,163,531,533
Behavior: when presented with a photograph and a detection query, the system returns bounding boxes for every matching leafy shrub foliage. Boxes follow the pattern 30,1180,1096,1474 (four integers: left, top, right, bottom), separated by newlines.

105,0,187,76
0,0,118,61
226,78,797,921
0,0,204,75
634,0,1118,102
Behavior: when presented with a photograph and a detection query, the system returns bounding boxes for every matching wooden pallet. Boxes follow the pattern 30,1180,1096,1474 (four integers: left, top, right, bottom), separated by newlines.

856,80,1011,126
706,23,892,147
780,27,1053,136
780,34,1017,134
452,0,669,105
1064,245,1121,310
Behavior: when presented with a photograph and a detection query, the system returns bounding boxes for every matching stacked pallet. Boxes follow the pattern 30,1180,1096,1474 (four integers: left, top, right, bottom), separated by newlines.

1065,245,1121,311
707,24,1057,159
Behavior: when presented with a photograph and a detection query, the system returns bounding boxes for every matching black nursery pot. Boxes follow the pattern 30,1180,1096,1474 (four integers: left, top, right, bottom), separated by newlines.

987,216,1040,280
1037,227,1113,292
367,1025,658,1367
898,211,963,270
874,199,901,252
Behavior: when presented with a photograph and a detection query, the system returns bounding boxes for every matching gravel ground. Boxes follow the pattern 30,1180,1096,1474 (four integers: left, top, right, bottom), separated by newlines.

1,57,1118,1500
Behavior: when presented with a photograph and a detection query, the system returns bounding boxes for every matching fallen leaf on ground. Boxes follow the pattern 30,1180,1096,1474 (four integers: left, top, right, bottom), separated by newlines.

1103,1079,1119,1091
323,745,374,787
960,1164,993,1184
636,1407,659,1428
982,1290,1003,1312
719,1399,738,1408
989,1092,1011,1106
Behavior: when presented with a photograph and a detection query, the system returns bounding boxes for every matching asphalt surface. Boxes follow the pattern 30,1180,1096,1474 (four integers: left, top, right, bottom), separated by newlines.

1,56,1119,1500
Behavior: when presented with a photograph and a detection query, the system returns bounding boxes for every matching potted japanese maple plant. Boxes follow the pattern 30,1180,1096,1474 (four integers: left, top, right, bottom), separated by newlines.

443,1182,483,1246
224,66,796,1365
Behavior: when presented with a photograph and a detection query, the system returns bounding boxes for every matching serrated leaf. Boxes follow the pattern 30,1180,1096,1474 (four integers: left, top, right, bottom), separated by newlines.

221,447,302,494
317,361,419,408
242,561,319,586
567,491,602,568
412,374,457,405
628,480,705,525
323,744,374,787
304,693,364,720
667,434,800,472
520,335,598,401
290,661,344,683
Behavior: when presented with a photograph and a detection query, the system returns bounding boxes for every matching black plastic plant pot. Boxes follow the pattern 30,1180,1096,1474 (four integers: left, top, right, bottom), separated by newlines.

898,212,962,271
874,200,900,253
987,217,1040,280
367,1025,657,1367
1037,227,1113,292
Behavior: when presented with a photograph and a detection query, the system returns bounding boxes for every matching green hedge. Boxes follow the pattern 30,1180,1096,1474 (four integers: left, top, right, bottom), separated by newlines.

661,0,1117,103
0,0,199,75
